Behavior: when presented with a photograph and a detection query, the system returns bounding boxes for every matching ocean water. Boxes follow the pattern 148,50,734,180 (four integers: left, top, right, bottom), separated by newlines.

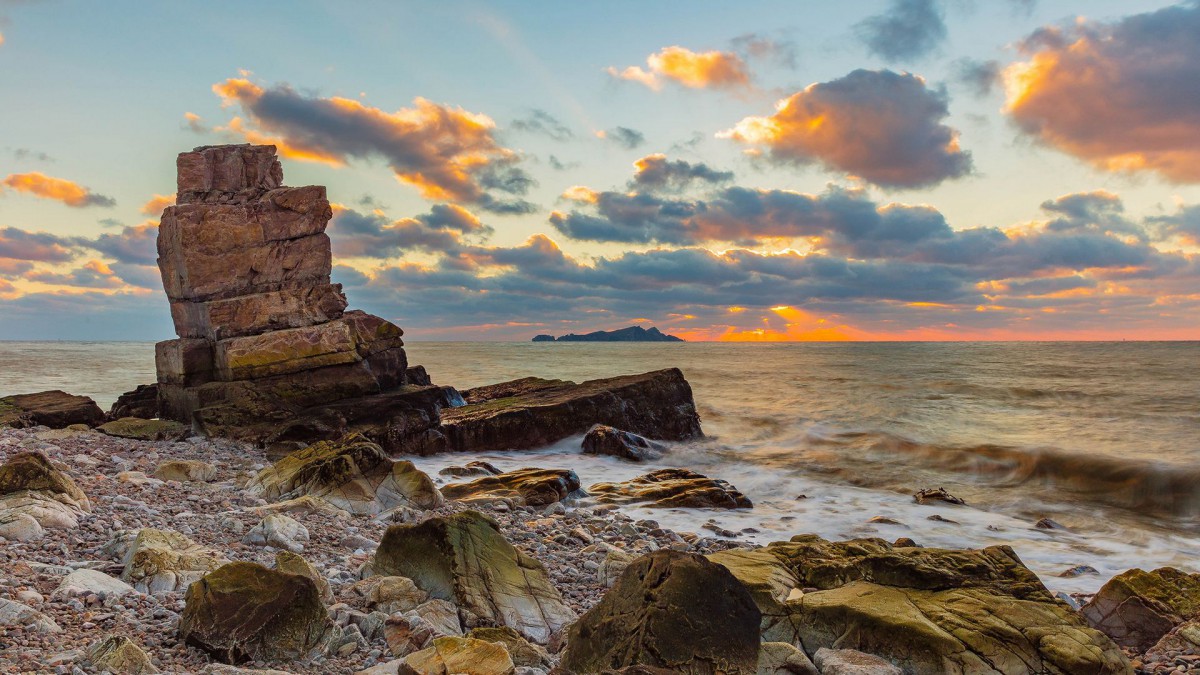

2,340,1198,592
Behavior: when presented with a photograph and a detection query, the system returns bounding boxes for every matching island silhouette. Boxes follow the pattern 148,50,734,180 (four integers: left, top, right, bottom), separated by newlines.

533,326,685,342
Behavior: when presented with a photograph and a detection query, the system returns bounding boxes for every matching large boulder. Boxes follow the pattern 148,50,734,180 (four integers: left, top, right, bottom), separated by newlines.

1081,567,1200,651
715,535,1129,674
246,433,442,515
559,549,761,674
0,390,105,428
581,424,664,462
439,369,703,453
118,528,228,594
0,451,91,536
178,560,337,663
0,451,91,509
370,510,575,644
589,469,752,509
441,468,581,507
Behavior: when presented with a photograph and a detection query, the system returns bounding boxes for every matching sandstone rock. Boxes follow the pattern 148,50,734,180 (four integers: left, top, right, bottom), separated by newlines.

756,642,818,675
246,434,442,515
179,560,338,663
707,548,802,644
0,390,105,428
397,636,514,675
0,510,44,541
441,369,702,453
441,468,581,507
589,469,752,509
581,424,665,462
559,549,761,674
243,513,310,552
171,284,347,341
54,569,136,599
108,383,160,420
199,665,296,675
0,490,86,529
86,635,159,674
273,550,334,604
411,599,463,637
176,144,283,202
98,416,190,441
812,648,901,675
371,510,575,644
153,459,217,482
438,461,501,479
597,549,635,589
385,614,438,657
466,627,550,669
248,494,351,520
353,575,428,614
0,597,62,633
119,528,228,594
1081,566,1200,651
0,451,91,509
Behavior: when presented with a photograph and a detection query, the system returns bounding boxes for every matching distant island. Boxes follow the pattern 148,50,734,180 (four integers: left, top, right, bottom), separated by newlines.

532,326,685,342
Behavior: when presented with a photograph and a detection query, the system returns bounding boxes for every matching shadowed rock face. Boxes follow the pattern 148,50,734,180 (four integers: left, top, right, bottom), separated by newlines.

1081,567,1200,651
0,391,104,429
371,510,576,644
560,549,761,674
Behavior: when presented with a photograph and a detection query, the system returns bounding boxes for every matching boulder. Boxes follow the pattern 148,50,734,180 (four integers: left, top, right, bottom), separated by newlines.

581,424,664,462
108,383,160,420
440,369,703,452
1144,618,1200,660
86,635,159,674
397,636,514,675
441,468,582,507
273,550,333,604
756,642,818,675
371,510,575,644
0,451,90,509
119,528,228,594
0,597,62,633
466,627,551,669
438,461,501,478
707,548,802,644
248,494,350,520
243,513,309,553
716,535,1129,674
411,599,463,637
913,487,965,506
351,575,429,615
812,649,901,675
0,510,44,541
559,549,761,674
1081,566,1200,651
98,416,190,441
0,390,105,428
54,569,137,599
154,459,217,482
178,560,338,663
385,614,438,657
246,434,442,515
0,490,86,530
589,469,752,509
597,549,635,589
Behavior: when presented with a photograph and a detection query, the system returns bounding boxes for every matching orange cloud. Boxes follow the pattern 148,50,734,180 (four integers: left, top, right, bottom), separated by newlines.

140,194,175,215
1,172,115,208
1004,5,1200,182
608,46,751,91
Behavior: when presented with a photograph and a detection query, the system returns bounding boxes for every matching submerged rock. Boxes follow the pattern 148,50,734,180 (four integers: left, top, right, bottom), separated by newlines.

178,560,338,663
581,424,665,462
441,468,582,507
913,487,965,506
370,510,575,644
0,390,105,428
559,549,761,675
246,433,442,515
589,469,752,509
1081,566,1200,651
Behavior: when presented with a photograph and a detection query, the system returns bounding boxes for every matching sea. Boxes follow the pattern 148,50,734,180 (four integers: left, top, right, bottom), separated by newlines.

2,340,1198,594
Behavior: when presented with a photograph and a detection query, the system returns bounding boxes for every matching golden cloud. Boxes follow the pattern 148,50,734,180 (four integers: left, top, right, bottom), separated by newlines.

140,194,175,215
1,172,115,208
608,46,751,91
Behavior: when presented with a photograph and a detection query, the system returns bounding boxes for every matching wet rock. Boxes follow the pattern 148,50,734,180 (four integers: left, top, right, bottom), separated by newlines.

246,433,442,515
1060,564,1100,578
441,468,581,507
118,527,228,594
371,510,575,644
466,626,550,669
1035,517,1067,530
397,636,514,675
98,416,190,441
243,513,310,553
581,424,665,462
560,550,760,674
0,390,105,428
438,461,500,478
756,642,818,675
589,469,752,509
153,458,217,482
912,487,965,506
274,550,333,604
86,635,159,674
179,560,338,663
0,597,62,633
440,369,703,452
812,648,901,675
1081,566,1200,651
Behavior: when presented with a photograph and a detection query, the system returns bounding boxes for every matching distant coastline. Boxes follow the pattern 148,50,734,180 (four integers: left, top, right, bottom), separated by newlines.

533,326,685,342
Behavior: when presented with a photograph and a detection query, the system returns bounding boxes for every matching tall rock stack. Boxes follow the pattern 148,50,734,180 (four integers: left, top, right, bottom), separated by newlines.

155,145,409,429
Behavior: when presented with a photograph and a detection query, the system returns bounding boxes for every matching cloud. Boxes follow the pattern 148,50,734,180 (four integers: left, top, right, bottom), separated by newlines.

1,172,115,207
328,203,490,259
1004,3,1200,182
182,112,207,134
720,69,972,189
598,126,645,150
510,109,573,141
630,154,733,191
856,0,947,62
730,33,797,69
0,258,33,278
953,59,1002,97
89,222,159,265
0,226,78,262
607,46,751,91
1149,204,1200,246
6,148,53,162
24,259,124,289
140,194,175,215
212,78,536,213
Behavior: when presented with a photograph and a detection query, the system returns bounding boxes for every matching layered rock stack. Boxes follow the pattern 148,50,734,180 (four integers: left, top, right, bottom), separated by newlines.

155,145,409,429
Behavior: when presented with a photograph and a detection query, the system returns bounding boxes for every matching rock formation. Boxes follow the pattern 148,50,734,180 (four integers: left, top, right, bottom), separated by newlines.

589,468,752,509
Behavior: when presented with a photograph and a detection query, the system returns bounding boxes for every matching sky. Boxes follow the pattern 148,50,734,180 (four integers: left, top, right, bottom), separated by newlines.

1,0,1199,341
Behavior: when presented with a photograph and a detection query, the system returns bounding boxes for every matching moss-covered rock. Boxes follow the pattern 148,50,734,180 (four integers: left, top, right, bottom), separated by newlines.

86,635,159,674
371,510,575,644
178,561,337,664
0,451,90,510
1081,567,1200,651
707,548,802,644
246,433,441,515
99,417,190,441
119,528,228,594
274,550,333,604
589,468,752,509
441,468,581,507
560,549,761,674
